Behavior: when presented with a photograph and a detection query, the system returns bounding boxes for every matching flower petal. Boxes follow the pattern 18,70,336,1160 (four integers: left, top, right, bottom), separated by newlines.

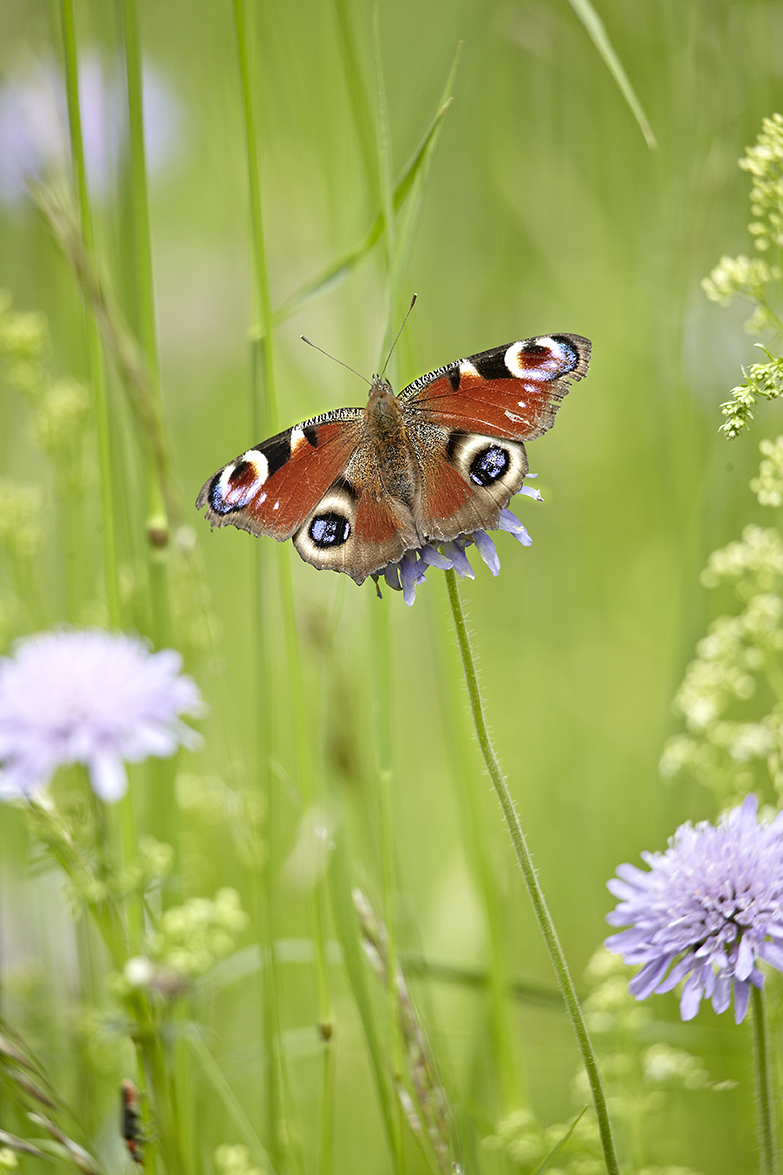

733,978,751,1024
498,509,532,546
441,542,474,580
399,551,425,606
89,752,128,802
471,530,501,576
419,544,452,570
679,971,704,1021
711,969,731,1014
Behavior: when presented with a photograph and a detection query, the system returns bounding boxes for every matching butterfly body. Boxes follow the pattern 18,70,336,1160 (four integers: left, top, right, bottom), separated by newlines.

197,333,591,584
121,1080,144,1165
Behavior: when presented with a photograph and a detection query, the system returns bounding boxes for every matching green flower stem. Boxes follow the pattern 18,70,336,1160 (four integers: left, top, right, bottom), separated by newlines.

135,1000,188,1175
277,544,335,1175
444,569,619,1175
434,605,522,1106
751,984,779,1175
59,0,121,628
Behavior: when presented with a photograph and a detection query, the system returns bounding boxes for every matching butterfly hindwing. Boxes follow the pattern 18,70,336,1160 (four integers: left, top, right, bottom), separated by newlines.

293,481,418,581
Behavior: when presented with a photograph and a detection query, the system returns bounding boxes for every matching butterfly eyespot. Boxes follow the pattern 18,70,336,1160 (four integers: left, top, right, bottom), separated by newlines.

309,512,351,548
469,445,510,486
229,459,251,481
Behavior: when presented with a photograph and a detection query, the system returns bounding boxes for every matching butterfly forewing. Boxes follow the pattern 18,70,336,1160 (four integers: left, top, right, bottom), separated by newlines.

399,333,591,441
196,411,363,541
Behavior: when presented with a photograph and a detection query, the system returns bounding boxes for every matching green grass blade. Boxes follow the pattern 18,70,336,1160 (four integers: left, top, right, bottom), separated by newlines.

328,823,398,1157
532,1108,588,1175
567,0,657,149
184,1027,278,1175
59,0,121,627
273,72,456,325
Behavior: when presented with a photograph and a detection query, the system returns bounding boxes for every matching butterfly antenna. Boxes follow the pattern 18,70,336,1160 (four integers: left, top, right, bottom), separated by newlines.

380,293,418,378
300,336,372,386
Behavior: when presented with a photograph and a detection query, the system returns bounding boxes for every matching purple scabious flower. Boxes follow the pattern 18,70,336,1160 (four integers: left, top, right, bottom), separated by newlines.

605,794,783,1023
0,53,182,205
0,629,202,803
374,483,541,606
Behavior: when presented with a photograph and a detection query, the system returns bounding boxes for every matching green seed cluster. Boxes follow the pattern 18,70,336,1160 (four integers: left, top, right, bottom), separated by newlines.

701,116,783,436
125,888,249,991
661,507,783,805
750,435,783,506
742,113,783,253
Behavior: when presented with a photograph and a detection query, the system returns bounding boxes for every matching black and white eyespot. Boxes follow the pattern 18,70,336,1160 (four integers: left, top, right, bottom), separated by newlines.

503,336,579,381
469,444,510,486
447,433,527,491
294,483,358,565
309,512,351,548
210,449,269,514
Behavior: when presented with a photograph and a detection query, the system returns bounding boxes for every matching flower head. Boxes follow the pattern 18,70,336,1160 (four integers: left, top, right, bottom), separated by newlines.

373,485,540,606
0,53,182,205
0,629,202,802
605,795,783,1022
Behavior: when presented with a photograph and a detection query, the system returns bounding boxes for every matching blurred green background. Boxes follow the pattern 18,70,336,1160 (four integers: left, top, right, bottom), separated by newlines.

2,1,782,1172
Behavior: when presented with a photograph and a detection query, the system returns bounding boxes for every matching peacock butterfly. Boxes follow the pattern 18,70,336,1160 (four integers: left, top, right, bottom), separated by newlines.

196,332,591,585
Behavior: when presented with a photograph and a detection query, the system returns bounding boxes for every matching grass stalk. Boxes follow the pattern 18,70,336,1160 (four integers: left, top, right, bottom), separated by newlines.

232,3,294,1166
118,0,180,908
59,0,121,628
119,0,172,657
444,568,620,1175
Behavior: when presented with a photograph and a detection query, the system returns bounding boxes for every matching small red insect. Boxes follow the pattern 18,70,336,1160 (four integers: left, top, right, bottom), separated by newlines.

120,1080,144,1166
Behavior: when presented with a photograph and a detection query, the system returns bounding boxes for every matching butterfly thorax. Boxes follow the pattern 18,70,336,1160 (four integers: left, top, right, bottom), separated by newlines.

363,375,416,504
365,375,403,435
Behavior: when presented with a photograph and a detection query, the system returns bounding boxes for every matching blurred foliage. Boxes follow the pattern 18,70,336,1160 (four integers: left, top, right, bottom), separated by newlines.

2,0,783,1173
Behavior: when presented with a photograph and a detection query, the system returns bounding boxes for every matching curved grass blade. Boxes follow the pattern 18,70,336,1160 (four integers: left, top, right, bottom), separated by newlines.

532,1108,588,1175
181,1025,278,1175
567,0,657,150
272,45,460,325
328,826,398,1158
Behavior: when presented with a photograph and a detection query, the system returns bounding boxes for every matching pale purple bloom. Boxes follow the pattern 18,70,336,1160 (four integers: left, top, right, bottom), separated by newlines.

0,53,182,204
373,484,540,605
605,795,783,1023
0,629,202,802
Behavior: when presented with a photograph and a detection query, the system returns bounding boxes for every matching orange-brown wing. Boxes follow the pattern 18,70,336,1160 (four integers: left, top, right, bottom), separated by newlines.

196,410,364,541
399,333,591,440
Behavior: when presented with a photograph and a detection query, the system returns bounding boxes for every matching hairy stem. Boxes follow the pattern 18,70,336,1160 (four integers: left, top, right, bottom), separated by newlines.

444,568,619,1175
751,984,779,1175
